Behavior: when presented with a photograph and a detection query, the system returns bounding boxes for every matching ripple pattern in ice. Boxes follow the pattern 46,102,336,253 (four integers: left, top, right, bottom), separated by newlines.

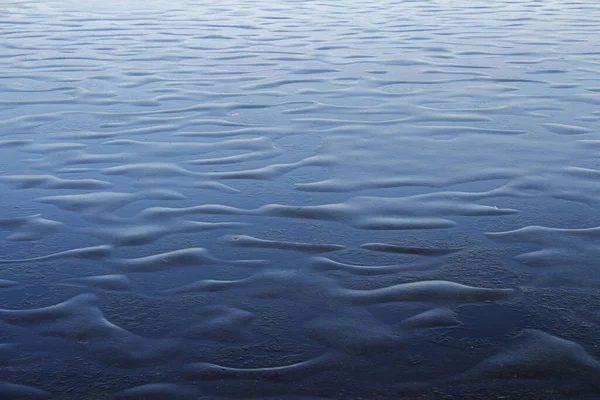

1,0,600,398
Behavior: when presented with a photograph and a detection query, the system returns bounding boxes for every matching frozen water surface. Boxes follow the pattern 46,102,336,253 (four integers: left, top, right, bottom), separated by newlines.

1,0,600,398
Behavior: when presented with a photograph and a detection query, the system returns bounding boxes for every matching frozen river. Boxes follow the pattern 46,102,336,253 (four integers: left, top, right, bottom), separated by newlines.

1,0,600,398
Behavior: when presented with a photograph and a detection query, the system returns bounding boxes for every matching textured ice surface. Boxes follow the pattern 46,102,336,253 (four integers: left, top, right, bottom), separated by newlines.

1,0,600,398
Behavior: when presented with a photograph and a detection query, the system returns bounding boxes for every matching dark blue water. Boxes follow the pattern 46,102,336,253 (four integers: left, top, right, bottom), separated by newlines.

1,0,600,398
